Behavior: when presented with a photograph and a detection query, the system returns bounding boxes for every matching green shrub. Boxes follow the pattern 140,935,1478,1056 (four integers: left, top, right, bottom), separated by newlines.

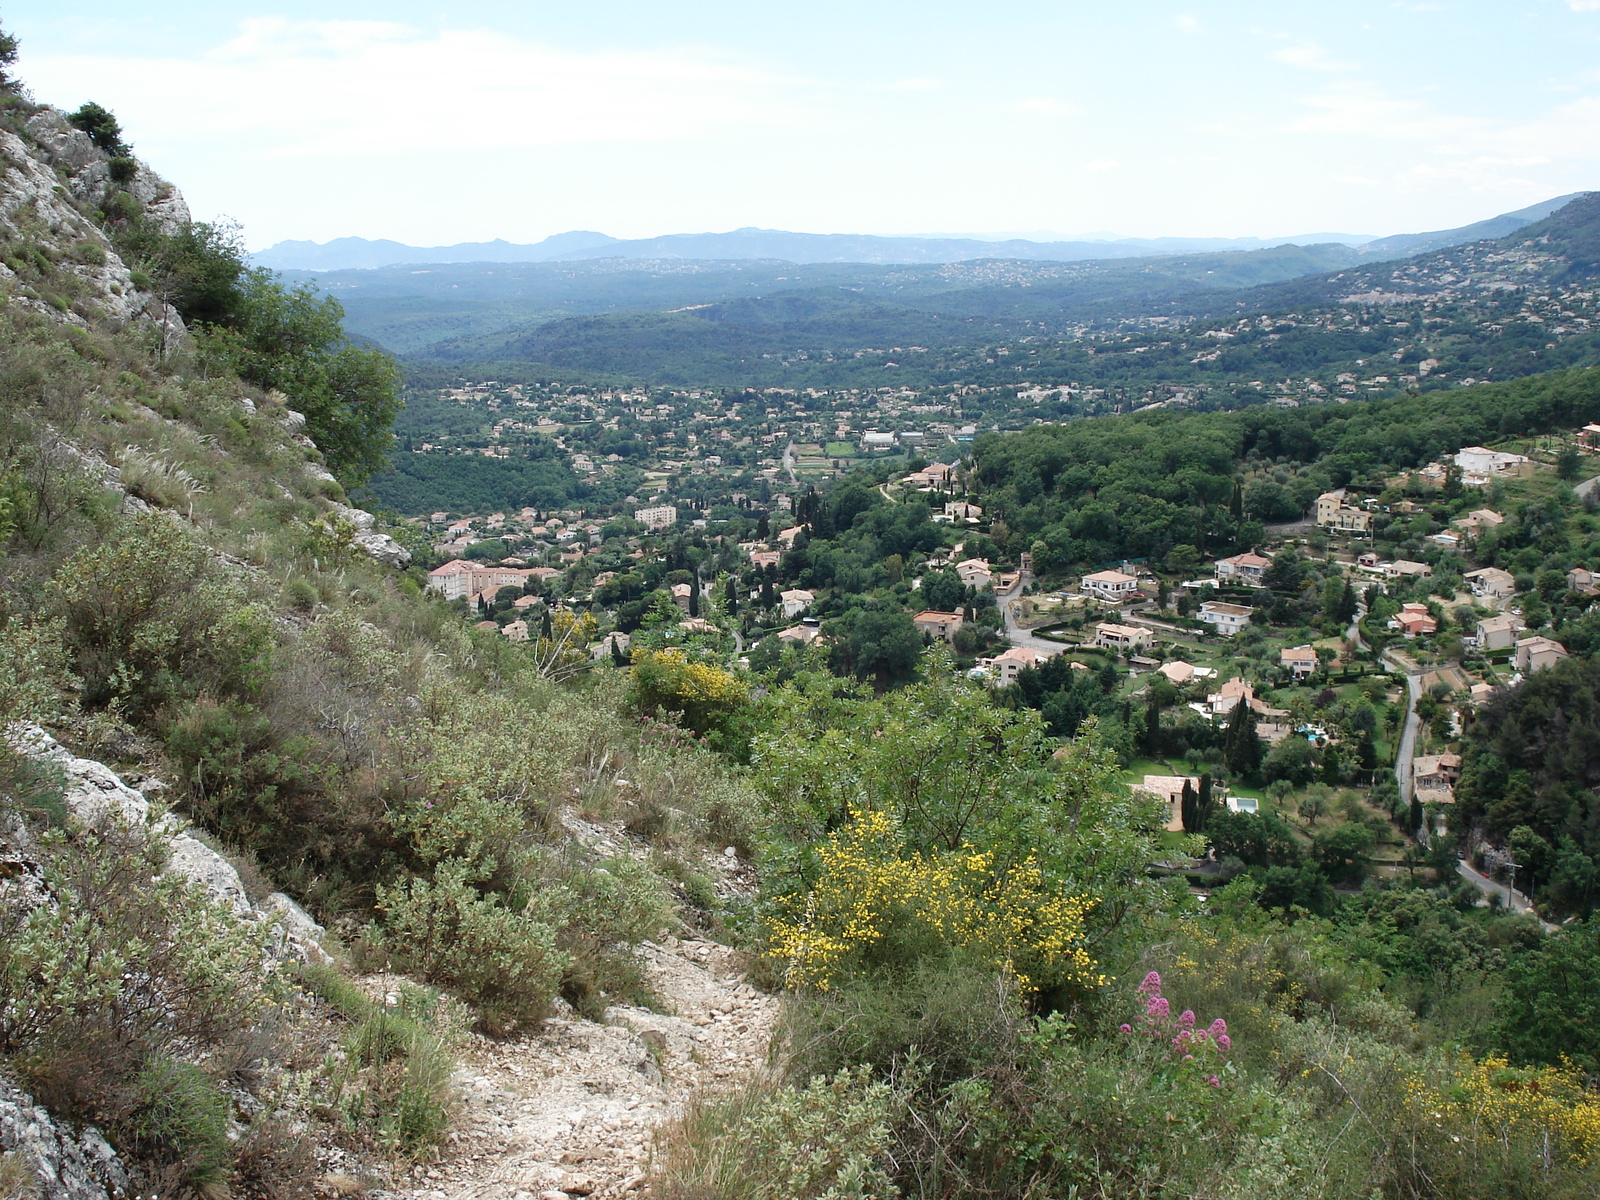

317,979,458,1158
654,1066,901,1200
72,240,107,266
284,577,318,611
48,514,270,712
123,1056,232,1189
372,859,571,1033
107,156,137,184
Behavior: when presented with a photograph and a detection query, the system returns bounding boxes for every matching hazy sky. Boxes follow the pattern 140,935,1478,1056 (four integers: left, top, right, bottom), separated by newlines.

8,1,1600,249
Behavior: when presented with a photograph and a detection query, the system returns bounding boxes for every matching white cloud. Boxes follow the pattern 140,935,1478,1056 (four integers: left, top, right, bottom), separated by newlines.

24,19,812,158
1010,97,1080,116
1271,39,1358,72
1176,14,1201,33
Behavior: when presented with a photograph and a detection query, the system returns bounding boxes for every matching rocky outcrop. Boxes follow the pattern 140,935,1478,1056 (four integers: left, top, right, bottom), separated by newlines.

332,504,412,568
23,109,190,236
8,726,330,961
0,1075,131,1200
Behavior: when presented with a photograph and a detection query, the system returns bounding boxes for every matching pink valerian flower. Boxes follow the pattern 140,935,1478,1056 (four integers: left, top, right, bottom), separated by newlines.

1137,971,1163,997
1178,1009,1195,1028
1145,996,1170,1022
1206,1075,1221,1087
1119,1024,1133,1034
1209,1018,1227,1036
1216,1034,1231,1052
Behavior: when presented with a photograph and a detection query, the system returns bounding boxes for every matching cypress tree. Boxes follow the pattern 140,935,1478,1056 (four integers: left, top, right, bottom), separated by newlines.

1197,772,1215,831
1229,477,1244,521
1224,699,1262,779
1180,778,1198,833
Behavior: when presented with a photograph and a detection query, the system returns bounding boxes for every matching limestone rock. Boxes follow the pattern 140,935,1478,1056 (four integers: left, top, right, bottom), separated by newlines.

10,727,330,960
165,832,254,918
0,1074,132,1200
261,892,332,964
353,530,412,568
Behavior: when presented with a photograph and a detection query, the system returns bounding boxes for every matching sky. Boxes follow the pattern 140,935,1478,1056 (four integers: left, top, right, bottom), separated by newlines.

8,1,1600,250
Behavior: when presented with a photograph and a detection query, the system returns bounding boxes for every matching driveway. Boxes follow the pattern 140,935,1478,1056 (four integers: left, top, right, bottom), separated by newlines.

999,572,1070,658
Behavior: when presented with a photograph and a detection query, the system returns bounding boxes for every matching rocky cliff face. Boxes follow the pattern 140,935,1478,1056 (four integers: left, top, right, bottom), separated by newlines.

0,106,177,330
0,101,410,568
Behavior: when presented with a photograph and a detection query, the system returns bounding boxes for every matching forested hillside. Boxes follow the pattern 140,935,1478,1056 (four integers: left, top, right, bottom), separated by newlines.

973,367,1600,566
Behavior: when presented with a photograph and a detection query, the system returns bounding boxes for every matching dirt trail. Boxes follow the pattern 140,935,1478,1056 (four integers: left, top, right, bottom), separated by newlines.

381,936,778,1200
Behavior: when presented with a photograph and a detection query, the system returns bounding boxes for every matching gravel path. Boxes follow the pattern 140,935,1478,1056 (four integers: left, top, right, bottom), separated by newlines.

382,937,777,1200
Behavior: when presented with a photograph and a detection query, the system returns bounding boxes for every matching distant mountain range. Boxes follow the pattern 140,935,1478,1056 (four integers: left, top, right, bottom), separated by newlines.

251,195,1585,272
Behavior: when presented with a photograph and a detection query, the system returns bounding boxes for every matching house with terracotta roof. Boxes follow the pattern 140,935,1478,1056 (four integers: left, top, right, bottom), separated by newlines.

913,610,965,641
1281,645,1318,679
1213,552,1270,586
1515,636,1569,674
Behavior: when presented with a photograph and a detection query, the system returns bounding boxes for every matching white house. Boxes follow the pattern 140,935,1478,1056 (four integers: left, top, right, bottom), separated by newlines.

1198,600,1253,637
1080,569,1139,603
633,504,677,530
955,558,995,590
1455,447,1529,481
780,588,815,620
979,646,1040,686
1095,622,1153,652
1465,566,1516,599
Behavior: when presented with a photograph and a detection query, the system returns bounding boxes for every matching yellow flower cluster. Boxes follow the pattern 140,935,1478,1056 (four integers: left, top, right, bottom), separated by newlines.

632,648,747,704
1407,1054,1600,1165
768,809,1105,993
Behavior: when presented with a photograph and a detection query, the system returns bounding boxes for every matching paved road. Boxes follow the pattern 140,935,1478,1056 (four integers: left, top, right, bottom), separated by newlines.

1457,859,1559,930
1388,652,1423,816
999,572,1070,658
782,441,797,487
1575,472,1600,502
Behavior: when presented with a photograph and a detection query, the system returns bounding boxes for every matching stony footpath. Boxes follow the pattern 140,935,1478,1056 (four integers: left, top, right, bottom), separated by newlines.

379,936,778,1200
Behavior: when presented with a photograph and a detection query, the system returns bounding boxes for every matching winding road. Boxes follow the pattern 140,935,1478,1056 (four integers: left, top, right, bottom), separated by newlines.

999,572,1070,658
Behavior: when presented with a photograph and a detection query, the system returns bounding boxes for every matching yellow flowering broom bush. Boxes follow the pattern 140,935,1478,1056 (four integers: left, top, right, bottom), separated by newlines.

1404,1054,1600,1176
768,809,1104,995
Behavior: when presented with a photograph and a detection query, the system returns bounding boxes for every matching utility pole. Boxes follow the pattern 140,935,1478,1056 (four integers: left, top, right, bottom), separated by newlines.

1505,858,1523,914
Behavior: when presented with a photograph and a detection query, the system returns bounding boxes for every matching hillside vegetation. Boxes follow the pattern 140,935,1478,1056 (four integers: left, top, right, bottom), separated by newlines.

6,31,1600,1200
